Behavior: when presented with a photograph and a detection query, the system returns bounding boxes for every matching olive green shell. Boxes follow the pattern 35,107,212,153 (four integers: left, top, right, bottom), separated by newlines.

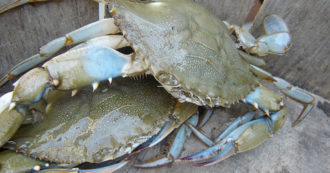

111,0,259,107
0,150,45,173
11,78,196,164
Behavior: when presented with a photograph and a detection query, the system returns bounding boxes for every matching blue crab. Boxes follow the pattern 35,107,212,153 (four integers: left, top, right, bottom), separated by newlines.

0,0,315,171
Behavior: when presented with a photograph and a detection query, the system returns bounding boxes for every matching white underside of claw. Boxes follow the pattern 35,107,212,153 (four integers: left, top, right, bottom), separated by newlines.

263,15,289,34
257,32,291,54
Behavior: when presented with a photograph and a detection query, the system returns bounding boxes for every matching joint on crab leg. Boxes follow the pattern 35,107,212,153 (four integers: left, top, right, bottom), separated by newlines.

135,114,199,168
0,18,120,87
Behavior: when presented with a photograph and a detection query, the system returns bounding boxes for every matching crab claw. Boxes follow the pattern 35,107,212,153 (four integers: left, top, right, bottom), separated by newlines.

251,15,291,55
179,108,287,166
231,14,291,56
243,86,283,115
263,15,289,34
252,32,291,55
0,92,25,147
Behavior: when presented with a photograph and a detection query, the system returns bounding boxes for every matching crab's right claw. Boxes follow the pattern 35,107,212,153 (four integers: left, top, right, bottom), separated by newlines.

0,92,25,147
251,15,291,55
178,108,287,166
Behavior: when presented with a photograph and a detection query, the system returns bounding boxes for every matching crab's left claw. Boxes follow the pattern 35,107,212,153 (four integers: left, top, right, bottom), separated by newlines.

0,92,25,147
179,108,287,166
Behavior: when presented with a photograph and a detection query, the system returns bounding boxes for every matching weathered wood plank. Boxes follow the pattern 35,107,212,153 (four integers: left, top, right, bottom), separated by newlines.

251,0,330,98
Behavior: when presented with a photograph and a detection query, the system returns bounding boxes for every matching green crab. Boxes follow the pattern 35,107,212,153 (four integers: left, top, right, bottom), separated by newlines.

0,0,315,172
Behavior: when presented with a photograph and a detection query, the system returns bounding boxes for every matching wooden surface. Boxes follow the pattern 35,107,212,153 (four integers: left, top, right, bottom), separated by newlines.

0,0,329,173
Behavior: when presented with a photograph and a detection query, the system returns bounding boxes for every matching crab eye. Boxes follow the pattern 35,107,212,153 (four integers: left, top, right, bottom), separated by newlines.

156,72,179,86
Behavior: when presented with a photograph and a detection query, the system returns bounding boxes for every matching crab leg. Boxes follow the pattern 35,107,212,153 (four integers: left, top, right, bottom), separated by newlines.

135,114,199,168
0,35,142,148
9,35,138,105
179,108,287,166
186,123,214,147
273,77,315,126
250,65,315,126
198,109,214,127
214,112,255,142
177,112,256,162
0,18,120,87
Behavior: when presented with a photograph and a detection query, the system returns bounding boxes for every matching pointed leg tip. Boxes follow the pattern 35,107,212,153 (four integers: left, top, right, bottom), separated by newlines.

9,102,16,111
71,89,78,97
92,82,99,92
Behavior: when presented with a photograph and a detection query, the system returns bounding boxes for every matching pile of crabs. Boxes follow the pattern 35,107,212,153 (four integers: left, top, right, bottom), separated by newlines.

0,0,315,172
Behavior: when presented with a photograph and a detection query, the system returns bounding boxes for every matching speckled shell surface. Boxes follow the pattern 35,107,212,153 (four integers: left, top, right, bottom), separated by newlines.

10,78,196,164
110,0,259,107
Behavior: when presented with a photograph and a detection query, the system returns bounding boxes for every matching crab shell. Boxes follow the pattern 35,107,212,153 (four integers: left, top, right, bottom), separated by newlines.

111,0,259,107
9,77,197,164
